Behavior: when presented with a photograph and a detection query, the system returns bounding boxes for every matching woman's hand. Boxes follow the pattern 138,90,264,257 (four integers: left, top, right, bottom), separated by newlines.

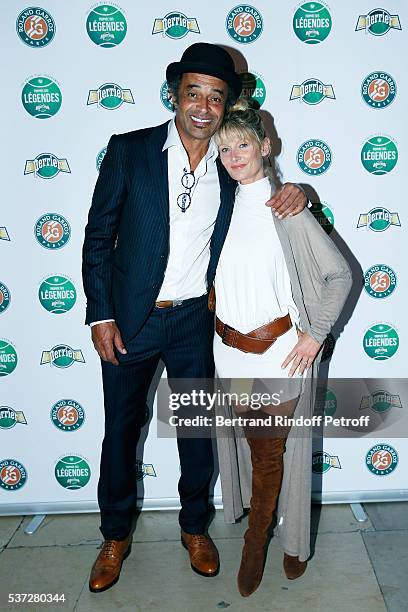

281,330,322,377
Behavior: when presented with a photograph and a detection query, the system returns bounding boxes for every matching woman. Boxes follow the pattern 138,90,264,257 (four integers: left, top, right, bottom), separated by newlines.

212,99,352,597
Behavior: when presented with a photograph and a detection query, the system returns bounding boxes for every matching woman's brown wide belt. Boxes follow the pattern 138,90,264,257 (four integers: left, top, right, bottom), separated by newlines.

215,313,292,354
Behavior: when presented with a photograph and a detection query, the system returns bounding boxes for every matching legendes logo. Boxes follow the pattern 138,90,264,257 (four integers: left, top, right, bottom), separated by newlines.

55,455,91,489
86,4,127,47
361,136,398,175
16,7,55,47
0,340,18,376
0,282,11,314
293,2,332,44
226,5,263,44
40,345,85,368
0,407,27,430
0,459,27,491
240,72,266,107
312,451,341,473
310,202,334,234
38,275,77,314
22,76,62,118
361,72,396,109
51,399,85,432
363,323,399,360
24,154,70,179
366,444,398,476
152,12,199,39
357,207,400,232
360,391,402,414
297,139,332,175
34,213,71,250
87,83,134,110
290,79,335,104
355,9,401,36
364,265,396,299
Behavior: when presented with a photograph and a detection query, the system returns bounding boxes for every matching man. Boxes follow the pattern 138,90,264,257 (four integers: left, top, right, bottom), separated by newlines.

82,42,307,593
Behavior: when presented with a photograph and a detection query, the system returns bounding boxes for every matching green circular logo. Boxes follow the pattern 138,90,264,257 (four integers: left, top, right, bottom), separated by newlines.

153,12,200,39
90,83,133,109
361,136,398,175
226,5,263,44
38,275,77,314
0,459,27,491
363,323,399,360
55,455,91,489
361,9,398,36
367,391,398,414
160,81,173,112
17,7,56,47
0,339,18,376
21,76,62,118
366,443,398,475
297,139,332,175
96,146,107,171
358,207,400,232
364,264,396,299
51,399,85,432
0,407,27,430
310,202,334,234
86,4,127,47
239,72,266,108
323,388,337,416
0,282,11,314
293,2,332,44
24,153,70,179
34,213,71,250
40,345,85,368
291,78,334,105
312,451,340,473
361,72,396,109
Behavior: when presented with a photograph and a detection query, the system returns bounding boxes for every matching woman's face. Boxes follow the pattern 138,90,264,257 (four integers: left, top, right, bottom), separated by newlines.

218,133,270,184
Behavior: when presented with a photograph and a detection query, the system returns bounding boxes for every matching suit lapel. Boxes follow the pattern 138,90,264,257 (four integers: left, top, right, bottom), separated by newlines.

146,121,170,231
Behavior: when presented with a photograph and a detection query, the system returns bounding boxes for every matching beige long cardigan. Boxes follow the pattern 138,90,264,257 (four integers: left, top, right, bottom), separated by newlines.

215,203,353,562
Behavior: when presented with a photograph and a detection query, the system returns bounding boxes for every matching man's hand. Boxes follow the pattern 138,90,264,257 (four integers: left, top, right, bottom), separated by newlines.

91,321,127,365
266,183,307,218
281,330,322,377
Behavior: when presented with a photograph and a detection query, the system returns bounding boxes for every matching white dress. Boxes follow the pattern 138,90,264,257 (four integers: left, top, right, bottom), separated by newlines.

213,177,304,400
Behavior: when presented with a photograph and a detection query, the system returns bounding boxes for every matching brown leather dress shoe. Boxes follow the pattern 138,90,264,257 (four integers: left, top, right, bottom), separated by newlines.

283,553,307,580
89,535,132,593
181,530,220,577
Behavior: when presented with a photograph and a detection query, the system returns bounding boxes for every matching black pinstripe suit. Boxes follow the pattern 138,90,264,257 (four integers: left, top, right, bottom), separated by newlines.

82,121,236,538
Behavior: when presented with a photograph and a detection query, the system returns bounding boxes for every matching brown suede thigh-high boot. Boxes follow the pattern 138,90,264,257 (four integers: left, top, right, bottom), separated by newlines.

237,432,286,597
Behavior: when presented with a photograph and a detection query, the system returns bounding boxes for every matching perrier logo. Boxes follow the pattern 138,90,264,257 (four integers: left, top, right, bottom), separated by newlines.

0,227,10,241
0,339,18,376
293,2,332,44
87,83,134,110
40,345,85,368
136,460,157,481
87,4,127,47
290,79,335,104
355,9,401,36
0,407,27,430
55,455,91,489
312,451,341,473
361,136,398,175
364,264,396,299
360,390,402,414
22,76,62,119
361,72,396,109
0,282,11,314
357,207,400,232
363,323,399,360
51,399,85,432
16,7,56,48
38,275,77,314
24,154,70,179
152,12,200,39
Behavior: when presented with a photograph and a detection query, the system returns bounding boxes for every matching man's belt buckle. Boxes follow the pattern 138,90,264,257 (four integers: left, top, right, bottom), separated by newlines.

173,299,183,307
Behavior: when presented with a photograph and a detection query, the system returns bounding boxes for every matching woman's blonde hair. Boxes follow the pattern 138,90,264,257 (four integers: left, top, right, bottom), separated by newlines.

215,97,267,149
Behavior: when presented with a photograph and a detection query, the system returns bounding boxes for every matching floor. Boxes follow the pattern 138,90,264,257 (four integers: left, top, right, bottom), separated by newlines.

0,503,406,611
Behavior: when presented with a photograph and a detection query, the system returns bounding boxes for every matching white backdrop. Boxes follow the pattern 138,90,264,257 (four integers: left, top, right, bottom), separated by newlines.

1,0,407,515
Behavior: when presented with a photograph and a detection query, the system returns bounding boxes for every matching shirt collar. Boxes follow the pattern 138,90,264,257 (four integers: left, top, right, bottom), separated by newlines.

162,118,218,161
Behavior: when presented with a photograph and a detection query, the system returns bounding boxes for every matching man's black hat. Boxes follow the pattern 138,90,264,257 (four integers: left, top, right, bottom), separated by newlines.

166,42,242,99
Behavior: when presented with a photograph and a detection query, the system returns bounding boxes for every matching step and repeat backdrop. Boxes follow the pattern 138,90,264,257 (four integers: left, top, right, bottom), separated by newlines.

1,1,407,515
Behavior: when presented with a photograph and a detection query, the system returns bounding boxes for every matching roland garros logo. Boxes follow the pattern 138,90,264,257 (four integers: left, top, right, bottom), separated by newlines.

51,399,85,432
366,443,398,476
0,459,27,491
16,7,56,47
361,72,396,109
34,213,71,250
226,5,263,44
364,264,396,299
297,139,332,175
0,282,11,314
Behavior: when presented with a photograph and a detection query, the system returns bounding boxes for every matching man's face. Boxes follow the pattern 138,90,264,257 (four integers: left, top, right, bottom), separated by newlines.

174,72,228,142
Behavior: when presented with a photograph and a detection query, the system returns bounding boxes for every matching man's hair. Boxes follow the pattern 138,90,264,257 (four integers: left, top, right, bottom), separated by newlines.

167,75,237,111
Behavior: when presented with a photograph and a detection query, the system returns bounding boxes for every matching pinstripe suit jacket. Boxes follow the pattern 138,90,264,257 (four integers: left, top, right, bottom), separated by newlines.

82,121,236,341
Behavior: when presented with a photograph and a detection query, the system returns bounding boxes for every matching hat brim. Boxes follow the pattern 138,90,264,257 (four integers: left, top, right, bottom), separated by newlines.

166,61,242,99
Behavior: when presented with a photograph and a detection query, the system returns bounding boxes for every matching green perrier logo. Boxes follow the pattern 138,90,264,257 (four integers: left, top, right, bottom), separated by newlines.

87,4,127,47
40,345,85,368
361,136,398,175
360,391,402,413
0,339,18,376
0,407,27,430
51,399,85,432
357,207,400,232
355,10,401,36
55,455,91,489
87,83,134,109
363,323,399,360
22,76,62,119
312,451,341,473
38,275,76,314
152,12,200,39
310,202,334,234
24,154,70,179
293,2,332,44
0,282,11,313
290,78,335,104
239,72,266,108
0,459,27,491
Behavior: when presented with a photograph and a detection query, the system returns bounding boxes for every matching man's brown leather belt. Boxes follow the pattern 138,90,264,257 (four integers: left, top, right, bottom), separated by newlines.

215,313,292,354
155,300,183,308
